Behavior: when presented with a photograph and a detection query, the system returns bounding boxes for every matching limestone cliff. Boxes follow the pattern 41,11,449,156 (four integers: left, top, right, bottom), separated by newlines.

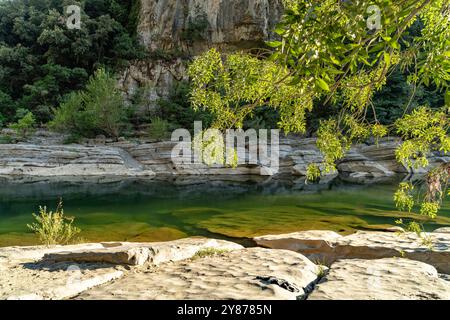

137,0,283,53
119,0,284,109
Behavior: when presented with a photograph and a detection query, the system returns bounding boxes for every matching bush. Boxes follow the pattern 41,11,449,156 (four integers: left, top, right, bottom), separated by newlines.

49,92,86,133
27,199,81,246
50,69,127,138
148,117,171,141
63,134,83,145
9,111,35,139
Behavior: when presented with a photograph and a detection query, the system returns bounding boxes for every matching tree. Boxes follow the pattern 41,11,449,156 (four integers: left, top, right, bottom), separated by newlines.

9,111,36,139
50,68,127,138
188,1,450,222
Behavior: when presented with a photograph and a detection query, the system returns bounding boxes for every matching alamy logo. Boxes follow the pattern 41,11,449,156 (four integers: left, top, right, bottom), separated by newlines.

66,5,81,30
171,122,280,175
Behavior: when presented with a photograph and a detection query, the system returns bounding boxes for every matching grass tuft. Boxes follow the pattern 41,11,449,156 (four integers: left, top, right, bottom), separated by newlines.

191,248,230,260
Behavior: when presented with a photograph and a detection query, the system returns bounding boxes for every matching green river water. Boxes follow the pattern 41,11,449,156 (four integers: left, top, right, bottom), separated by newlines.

0,177,449,247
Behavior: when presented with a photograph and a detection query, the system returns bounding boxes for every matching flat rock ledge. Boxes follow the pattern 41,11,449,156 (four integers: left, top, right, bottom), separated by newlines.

42,238,243,266
0,144,155,178
1,234,449,300
433,227,450,234
0,238,242,300
308,258,450,300
75,248,322,300
254,230,450,274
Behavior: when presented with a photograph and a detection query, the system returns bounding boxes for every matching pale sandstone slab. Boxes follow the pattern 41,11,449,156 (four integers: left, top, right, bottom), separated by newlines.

43,238,243,266
76,248,322,300
0,242,125,300
254,230,450,273
0,144,154,177
0,249,125,300
308,258,450,300
0,136,447,182
3,265,124,300
434,227,450,234
0,243,108,262
0,238,242,300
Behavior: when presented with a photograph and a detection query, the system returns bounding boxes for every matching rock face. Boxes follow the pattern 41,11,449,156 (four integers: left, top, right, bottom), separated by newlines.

308,258,450,300
254,230,450,273
0,144,154,178
137,0,283,53
0,136,448,180
120,140,279,175
76,247,321,300
117,0,450,174
0,238,243,300
338,139,450,183
119,0,283,108
337,139,407,183
434,227,450,234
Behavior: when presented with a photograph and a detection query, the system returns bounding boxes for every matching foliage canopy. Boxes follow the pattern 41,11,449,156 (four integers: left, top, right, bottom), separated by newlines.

188,0,450,219
0,0,142,123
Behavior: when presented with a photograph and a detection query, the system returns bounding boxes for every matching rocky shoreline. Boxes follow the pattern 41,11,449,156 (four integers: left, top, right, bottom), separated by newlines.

1,131,449,184
1,229,449,300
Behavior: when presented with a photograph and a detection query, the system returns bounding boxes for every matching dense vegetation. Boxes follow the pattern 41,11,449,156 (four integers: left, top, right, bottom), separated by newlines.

0,0,444,139
0,0,142,125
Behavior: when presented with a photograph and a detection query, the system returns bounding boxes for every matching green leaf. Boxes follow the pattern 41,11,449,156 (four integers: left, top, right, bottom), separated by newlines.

330,56,340,65
360,57,371,66
369,42,386,53
266,41,282,48
273,27,285,35
316,78,330,91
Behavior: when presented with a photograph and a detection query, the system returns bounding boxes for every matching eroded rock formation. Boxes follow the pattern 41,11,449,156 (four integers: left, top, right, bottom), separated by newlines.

1,134,448,182
254,229,450,273
1,232,449,300
119,0,283,108
308,258,450,300
0,238,242,300
75,247,320,300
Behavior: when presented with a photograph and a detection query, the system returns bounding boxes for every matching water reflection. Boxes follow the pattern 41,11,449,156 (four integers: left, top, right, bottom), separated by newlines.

0,175,448,247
